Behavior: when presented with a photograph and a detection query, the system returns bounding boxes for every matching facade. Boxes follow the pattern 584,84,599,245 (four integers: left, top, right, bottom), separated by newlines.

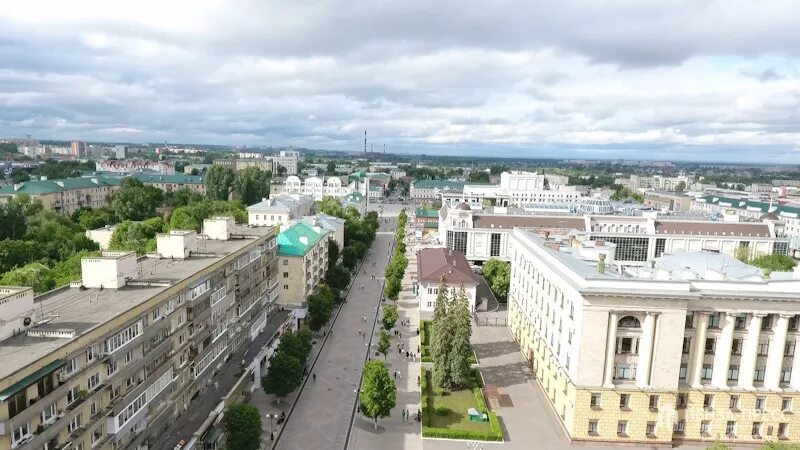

271,151,299,175
0,174,206,215
439,203,789,264
113,146,127,160
616,174,694,191
416,248,477,312
277,221,330,307
410,180,466,200
70,141,86,158
247,194,314,227
272,175,357,201
96,160,175,175
85,224,120,250
0,219,279,450
507,227,800,446
644,191,694,212
213,159,274,173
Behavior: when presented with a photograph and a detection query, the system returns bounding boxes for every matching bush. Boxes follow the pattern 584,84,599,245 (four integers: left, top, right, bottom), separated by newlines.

470,369,484,388
421,427,504,442
434,405,450,416
473,388,488,414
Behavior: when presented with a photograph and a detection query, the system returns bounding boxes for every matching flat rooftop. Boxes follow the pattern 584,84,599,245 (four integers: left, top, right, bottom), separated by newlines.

0,233,270,381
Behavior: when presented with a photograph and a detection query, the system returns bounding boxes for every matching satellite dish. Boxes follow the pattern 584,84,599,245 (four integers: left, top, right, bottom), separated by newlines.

23,317,32,326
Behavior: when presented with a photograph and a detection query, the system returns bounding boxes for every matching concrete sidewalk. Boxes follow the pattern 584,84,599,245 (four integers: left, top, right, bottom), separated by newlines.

272,218,396,450
349,231,423,450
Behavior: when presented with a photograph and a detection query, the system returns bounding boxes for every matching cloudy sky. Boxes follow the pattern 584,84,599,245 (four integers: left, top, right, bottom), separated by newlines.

2,1,800,162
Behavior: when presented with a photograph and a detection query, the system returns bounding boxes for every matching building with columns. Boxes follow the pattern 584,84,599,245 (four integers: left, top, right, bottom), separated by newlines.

507,227,800,446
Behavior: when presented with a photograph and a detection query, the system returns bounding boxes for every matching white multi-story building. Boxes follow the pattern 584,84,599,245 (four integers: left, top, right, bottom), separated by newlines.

415,248,478,312
508,227,800,445
247,194,314,227
438,203,790,264
96,159,175,174
271,150,300,175
273,175,359,201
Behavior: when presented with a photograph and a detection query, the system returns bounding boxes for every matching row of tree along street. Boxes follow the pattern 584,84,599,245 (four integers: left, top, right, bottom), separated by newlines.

383,209,408,301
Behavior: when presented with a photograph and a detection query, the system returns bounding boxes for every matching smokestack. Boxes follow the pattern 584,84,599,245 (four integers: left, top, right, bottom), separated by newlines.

598,253,606,274
383,144,386,154
364,130,367,154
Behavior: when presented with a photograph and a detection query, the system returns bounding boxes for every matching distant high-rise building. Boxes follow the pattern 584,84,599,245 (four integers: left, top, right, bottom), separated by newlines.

115,145,128,159
70,140,86,157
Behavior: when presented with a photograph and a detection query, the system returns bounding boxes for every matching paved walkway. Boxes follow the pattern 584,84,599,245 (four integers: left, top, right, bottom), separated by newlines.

273,218,396,450
349,229,423,450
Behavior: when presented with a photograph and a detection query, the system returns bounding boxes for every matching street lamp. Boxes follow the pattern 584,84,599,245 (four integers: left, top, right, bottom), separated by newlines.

267,413,276,440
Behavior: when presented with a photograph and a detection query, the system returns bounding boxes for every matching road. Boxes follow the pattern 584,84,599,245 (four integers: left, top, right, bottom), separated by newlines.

273,216,397,450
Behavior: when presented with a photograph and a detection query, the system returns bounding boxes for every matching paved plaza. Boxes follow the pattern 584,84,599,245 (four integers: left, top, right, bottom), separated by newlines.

272,216,396,450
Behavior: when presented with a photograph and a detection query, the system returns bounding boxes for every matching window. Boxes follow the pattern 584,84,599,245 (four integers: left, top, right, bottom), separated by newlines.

282,259,288,265
700,420,710,436
786,340,796,357
735,315,747,330
283,272,289,278
615,364,633,380
701,364,713,381
708,313,720,328
591,235,649,261
790,316,799,331
66,386,79,405
446,230,467,254
755,396,766,412
11,422,30,447
783,397,793,412
107,360,118,377
752,421,762,437
87,372,100,390
728,364,739,381
754,366,766,382
682,338,691,354
778,423,789,438
68,413,82,433
619,394,630,408
617,421,628,436
703,394,714,410
705,338,716,354
283,284,288,290
590,393,601,408
490,233,501,257
677,394,687,408
617,337,637,354
41,403,57,424
730,395,740,410
125,350,133,364
731,339,743,355
64,357,79,375
37,374,55,398
758,340,770,356
646,421,656,437
762,315,773,331
618,316,641,328
674,420,685,433
649,395,659,410
588,420,599,434
685,314,694,329
679,363,688,381
726,420,736,438
781,368,792,383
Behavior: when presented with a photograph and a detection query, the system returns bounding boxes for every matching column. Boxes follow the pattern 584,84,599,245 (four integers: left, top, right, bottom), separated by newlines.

712,313,736,389
765,315,791,390
603,312,619,388
636,312,658,388
791,341,800,390
738,313,764,390
690,312,709,387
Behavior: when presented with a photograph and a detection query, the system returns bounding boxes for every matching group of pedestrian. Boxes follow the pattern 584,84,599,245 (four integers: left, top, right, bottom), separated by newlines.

400,408,421,422
393,370,402,379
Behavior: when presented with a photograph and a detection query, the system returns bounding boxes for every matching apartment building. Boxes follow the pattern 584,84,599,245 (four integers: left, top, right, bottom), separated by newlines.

277,221,330,307
299,214,345,250
271,175,357,201
271,151,299,175
0,175,206,215
410,180,466,200
247,194,314,227
213,159,275,173
95,160,175,175
438,203,789,264
416,248,477,312
0,218,279,450
507,228,800,445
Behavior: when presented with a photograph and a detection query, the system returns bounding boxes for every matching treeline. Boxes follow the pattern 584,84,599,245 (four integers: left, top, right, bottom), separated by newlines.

384,210,408,301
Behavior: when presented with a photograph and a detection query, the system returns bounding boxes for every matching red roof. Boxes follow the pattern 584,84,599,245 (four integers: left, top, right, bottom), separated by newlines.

416,248,476,285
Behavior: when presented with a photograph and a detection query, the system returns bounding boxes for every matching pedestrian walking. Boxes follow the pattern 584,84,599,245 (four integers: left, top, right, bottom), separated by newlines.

358,328,362,335
313,373,317,382
393,371,397,380
402,409,406,421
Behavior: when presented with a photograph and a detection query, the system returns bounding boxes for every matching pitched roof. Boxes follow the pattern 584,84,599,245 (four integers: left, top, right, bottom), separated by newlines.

416,248,476,284
415,207,439,218
278,221,329,256
697,195,800,219
654,220,772,237
411,180,466,190
301,213,345,232
472,215,587,231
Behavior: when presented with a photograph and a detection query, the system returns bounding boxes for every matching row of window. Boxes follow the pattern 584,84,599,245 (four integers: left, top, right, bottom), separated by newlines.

590,392,794,413
588,419,790,439
686,312,800,332
681,336,796,357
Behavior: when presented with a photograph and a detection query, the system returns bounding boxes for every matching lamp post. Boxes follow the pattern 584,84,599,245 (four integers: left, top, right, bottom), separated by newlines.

267,413,276,440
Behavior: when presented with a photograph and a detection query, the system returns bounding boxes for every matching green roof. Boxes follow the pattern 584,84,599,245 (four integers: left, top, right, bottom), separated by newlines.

411,179,466,190
423,222,439,228
415,207,439,218
0,359,64,401
133,173,205,184
698,195,800,218
342,192,365,205
278,221,328,256
0,173,202,197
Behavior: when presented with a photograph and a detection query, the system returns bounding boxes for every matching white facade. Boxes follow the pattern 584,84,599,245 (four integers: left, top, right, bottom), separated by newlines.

248,194,314,227
96,159,175,174
156,230,197,259
418,281,477,313
203,216,236,240
0,287,34,341
80,250,138,289
271,150,300,175
277,175,356,201
85,224,118,250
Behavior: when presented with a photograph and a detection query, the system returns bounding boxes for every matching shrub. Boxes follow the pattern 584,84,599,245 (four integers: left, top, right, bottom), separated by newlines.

473,388,488,414
470,369,484,388
434,405,450,416
421,427,503,442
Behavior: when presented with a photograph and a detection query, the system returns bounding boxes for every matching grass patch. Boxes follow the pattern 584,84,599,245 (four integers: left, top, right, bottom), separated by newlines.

420,368,502,442
420,320,477,364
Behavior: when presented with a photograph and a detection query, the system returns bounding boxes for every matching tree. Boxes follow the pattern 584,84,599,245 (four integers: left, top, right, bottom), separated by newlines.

359,360,396,430
342,245,360,270
705,443,731,450
307,289,334,332
0,195,43,240
431,278,453,388
205,165,236,201
224,403,262,450
0,262,55,293
675,180,687,192
11,171,30,183
325,263,351,291
317,196,344,218
377,329,391,361
108,218,166,254
382,305,398,330
327,239,340,269
76,208,114,230
163,187,204,208
326,161,336,174
750,254,797,272
385,276,401,301
468,171,489,183
277,330,312,366
735,245,751,262
234,166,271,205
483,258,510,302
109,177,164,221
448,285,473,388
759,443,800,450
262,350,303,402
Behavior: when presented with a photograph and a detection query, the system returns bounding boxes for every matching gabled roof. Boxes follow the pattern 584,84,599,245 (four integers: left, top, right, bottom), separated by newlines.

416,248,476,284
278,221,329,256
301,213,345,232
415,207,439,218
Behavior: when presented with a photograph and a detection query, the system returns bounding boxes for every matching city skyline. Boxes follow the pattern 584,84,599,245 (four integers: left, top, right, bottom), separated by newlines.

1,1,800,163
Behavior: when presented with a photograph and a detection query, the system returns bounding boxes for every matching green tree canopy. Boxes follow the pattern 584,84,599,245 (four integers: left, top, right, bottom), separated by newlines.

262,350,303,402
108,217,166,254
276,329,313,367
325,263,351,291
377,329,391,360
224,403,262,450
432,277,453,388
307,288,334,332
0,195,43,240
205,165,236,201
327,239,340,269
382,305,398,330
234,166,271,205
317,196,344,218
342,245,360,271
359,360,396,430
75,208,115,231
483,258,510,302
750,254,797,272
384,275,402,302
109,177,164,221
448,285,474,388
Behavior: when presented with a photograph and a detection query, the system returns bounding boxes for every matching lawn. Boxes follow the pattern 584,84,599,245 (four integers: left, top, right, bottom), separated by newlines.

421,368,503,441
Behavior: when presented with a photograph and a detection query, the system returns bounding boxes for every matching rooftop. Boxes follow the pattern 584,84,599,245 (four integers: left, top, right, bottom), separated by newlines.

0,234,270,381
412,179,467,190
416,248,476,285
0,173,204,196
278,221,329,256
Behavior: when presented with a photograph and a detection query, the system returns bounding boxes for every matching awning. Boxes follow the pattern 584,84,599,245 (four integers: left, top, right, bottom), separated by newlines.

0,359,65,401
